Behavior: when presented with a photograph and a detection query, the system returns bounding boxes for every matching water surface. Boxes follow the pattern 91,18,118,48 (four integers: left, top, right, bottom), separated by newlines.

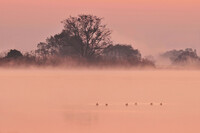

0,69,200,133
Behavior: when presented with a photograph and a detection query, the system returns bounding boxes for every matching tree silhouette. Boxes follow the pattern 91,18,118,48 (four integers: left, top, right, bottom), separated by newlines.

161,48,200,64
5,49,23,58
36,14,112,58
103,44,141,64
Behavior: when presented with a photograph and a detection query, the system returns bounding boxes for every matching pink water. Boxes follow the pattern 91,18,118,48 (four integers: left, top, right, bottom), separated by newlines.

0,69,200,133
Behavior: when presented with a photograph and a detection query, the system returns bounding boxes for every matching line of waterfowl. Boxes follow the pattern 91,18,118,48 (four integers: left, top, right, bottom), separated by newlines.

96,102,163,106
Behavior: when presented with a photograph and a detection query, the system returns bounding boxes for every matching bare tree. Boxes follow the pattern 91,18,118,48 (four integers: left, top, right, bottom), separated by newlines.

36,14,112,59
62,14,112,58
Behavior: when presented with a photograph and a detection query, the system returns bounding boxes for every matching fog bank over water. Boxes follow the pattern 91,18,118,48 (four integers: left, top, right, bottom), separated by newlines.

0,69,200,133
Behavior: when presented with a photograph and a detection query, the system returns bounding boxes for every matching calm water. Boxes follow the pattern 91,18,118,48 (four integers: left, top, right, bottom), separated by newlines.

0,69,200,133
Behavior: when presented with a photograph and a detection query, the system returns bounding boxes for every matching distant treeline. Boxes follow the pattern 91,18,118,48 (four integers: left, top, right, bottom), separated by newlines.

0,14,199,68
161,48,200,66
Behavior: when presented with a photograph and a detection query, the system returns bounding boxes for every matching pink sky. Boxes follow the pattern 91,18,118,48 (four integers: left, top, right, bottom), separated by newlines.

1,0,200,55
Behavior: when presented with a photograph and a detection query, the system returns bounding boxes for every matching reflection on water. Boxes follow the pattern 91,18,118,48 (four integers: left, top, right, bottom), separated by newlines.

0,69,200,133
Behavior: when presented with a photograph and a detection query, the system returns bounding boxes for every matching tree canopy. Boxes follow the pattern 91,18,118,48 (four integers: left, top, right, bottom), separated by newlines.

0,14,155,68
103,44,141,62
5,49,23,59
161,48,200,64
36,14,112,58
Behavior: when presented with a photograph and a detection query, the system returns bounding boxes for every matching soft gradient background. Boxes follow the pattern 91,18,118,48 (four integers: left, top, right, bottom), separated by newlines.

1,0,200,55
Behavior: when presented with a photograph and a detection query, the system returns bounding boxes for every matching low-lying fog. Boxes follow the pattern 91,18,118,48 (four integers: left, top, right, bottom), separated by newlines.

0,69,200,133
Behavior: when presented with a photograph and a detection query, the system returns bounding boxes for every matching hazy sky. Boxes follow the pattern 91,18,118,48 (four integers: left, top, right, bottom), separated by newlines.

1,0,200,56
